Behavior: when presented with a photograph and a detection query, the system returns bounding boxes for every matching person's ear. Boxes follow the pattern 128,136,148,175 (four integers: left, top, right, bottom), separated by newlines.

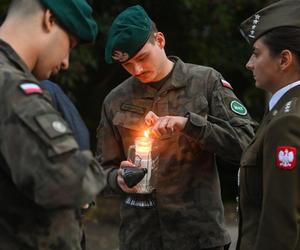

155,32,165,49
279,49,293,71
43,9,56,33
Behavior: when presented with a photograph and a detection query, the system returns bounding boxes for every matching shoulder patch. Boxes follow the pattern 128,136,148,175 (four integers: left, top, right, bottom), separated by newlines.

276,146,296,170
19,83,43,95
35,113,72,139
230,100,247,116
221,79,233,90
121,103,145,115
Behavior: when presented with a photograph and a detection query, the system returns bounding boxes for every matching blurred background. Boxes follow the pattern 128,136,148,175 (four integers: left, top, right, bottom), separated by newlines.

0,0,274,249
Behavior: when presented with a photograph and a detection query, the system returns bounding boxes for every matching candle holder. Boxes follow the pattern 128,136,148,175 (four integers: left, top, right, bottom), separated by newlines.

125,136,158,208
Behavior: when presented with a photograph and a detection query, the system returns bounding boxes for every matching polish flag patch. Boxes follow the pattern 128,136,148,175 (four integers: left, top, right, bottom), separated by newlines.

19,83,43,95
221,79,233,90
276,146,297,170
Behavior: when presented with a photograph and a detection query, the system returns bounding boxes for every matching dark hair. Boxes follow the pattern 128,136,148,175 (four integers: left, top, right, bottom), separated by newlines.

7,0,43,18
261,26,300,64
147,22,158,44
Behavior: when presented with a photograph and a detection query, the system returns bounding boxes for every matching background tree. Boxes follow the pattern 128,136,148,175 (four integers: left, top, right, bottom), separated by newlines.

0,0,271,213
0,0,269,147
55,0,269,149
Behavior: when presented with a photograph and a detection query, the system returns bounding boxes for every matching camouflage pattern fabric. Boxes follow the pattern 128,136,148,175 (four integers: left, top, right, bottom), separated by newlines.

0,39,106,250
97,56,255,250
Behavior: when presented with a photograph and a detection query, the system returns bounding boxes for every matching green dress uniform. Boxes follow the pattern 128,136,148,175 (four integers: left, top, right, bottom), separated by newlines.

0,39,105,250
238,1,300,249
97,56,255,250
237,84,300,250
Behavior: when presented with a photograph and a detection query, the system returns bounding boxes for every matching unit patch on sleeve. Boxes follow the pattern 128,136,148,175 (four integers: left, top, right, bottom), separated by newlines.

19,83,43,95
221,79,233,90
230,100,247,116
276,146,297,170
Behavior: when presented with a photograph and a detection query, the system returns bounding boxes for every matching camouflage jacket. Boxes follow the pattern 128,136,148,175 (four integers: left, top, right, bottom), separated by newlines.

0,40,106,250
97,56,255,250
237,85,300,250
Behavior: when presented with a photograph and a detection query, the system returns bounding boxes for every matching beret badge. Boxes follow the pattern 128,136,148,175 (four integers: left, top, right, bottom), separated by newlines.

112,50,130,63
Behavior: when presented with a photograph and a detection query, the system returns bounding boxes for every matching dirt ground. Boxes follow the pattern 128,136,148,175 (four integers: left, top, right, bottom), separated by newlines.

85,222,119,250
84,201,238,250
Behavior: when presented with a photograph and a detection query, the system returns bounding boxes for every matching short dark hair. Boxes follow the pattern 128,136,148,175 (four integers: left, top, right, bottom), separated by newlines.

7,0,43,18
147,21,158,45
261,27,300,65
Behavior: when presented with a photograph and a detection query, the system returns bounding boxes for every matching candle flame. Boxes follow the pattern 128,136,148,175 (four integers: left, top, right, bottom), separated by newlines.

144,129,150,138
136,133,152,154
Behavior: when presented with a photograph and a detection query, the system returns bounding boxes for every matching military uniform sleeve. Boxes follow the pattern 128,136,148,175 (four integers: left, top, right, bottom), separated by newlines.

253,115,300,250
1,90,106,209
96,100,124,195
183,77,256,163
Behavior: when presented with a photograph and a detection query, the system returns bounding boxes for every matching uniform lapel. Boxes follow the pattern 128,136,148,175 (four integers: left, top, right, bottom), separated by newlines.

248,85,300,146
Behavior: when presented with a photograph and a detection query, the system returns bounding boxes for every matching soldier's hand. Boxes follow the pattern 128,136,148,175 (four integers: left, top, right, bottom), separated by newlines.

145,111,159,127
82,203,90,209
117,161,139,193
145,111,188,138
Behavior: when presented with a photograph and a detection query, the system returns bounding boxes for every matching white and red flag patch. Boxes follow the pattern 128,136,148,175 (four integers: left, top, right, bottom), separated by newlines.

221,79,233,90
19,83,43,95
276,146,297,170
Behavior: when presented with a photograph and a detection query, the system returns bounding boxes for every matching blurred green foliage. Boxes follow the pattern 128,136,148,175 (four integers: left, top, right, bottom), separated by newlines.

0,0,271,150
0,0,275,218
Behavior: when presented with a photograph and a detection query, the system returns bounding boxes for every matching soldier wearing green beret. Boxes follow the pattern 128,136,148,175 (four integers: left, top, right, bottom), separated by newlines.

0,0,105,249
97,5,256,250
237,0,300,250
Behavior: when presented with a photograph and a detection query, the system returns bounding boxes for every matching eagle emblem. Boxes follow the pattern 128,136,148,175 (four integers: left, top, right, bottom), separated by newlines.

276,146,296,170
112,50,129,63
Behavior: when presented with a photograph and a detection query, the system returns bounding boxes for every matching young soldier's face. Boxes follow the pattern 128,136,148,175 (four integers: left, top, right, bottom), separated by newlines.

33,23,77,80
122,33,167,83
246,38,281,93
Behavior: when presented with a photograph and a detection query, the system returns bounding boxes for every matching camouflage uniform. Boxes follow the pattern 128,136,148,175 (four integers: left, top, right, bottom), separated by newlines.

0,40,106,249
97,56,255,250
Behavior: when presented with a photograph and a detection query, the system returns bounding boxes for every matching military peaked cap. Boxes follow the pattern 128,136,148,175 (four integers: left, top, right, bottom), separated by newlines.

240,0,300,44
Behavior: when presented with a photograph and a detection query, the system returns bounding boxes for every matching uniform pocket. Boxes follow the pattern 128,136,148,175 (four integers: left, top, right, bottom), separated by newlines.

112,111,145,152
240,149,262,202
241,149,257,167
13,97,78,157
113,111,144,131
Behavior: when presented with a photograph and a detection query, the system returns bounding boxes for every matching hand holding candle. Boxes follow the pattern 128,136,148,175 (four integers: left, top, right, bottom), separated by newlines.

117,160,139,193
145,111,188,138
121,125,158,207
117,131,154,193
133,134,153,193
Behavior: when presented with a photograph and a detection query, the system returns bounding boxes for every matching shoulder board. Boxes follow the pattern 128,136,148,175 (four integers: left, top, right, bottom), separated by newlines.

19,82,43,95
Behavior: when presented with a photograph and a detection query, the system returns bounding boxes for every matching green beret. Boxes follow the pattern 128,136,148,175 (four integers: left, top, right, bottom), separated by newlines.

240,0,300,45
105,5,152,64
40,0,98,43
